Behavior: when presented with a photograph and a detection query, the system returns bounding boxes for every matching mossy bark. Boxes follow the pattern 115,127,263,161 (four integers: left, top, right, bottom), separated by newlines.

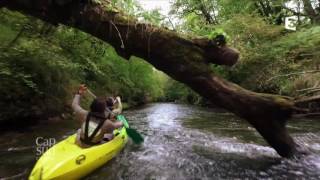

1,0,298,157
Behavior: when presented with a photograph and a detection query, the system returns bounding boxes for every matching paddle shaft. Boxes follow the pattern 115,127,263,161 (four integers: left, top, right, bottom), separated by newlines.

87,89,97,99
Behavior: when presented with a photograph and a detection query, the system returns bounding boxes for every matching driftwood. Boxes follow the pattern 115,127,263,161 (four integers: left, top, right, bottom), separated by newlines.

296,87,320,92
295,95,320,104
1,0,304,157
295,95,320,117
267,70,320,82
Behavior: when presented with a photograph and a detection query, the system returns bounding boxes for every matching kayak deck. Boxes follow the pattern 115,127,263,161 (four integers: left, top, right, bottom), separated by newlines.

29,119,128,179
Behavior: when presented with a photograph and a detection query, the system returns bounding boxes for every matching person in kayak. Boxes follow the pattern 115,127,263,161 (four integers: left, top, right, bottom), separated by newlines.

72,85,123,148
106,96,123,116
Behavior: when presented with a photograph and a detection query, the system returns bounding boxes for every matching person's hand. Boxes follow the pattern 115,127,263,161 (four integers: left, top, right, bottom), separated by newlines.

110,113,117,122
78,84,87,95
115,96,121,102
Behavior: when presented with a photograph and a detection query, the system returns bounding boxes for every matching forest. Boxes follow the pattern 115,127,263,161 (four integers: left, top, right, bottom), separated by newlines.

1,0,320,179
0,0,319,158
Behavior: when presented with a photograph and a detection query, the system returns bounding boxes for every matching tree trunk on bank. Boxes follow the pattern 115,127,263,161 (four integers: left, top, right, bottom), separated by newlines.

1,0,299,157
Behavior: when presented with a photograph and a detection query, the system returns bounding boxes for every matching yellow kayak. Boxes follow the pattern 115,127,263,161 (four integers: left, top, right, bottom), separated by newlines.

29,115,129,180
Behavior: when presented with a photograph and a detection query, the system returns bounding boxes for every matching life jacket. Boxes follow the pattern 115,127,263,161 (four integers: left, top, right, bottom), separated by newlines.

80,112,108,146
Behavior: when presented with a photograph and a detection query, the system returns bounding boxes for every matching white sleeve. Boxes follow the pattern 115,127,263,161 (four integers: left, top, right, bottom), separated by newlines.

112,98,123,115
72,94,88,122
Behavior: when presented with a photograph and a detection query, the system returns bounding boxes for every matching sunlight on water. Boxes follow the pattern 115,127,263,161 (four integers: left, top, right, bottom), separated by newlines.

146,104,184,129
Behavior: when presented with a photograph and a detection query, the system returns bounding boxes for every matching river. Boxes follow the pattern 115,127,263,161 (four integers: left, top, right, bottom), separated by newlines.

0,103,319,179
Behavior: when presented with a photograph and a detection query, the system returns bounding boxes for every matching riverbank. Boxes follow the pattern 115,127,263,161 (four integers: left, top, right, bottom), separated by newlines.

0,99,133,132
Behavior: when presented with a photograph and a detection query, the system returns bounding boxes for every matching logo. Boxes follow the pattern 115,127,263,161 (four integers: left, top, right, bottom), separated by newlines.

35,137,56,159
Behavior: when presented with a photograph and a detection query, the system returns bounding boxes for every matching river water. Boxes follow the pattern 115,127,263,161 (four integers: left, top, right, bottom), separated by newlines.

0,103,319,179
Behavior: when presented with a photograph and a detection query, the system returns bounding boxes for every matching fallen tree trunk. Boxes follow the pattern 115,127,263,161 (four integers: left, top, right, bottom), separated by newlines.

1,0,298,157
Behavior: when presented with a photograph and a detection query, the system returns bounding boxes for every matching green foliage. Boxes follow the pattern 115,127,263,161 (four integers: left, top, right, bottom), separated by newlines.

1,0,319,125
217,0,255,20
139,9,166,26
164,79,202,104
169,0,320,98
207,28,230,43
257,26,320,95
0,9,167,124
171,0,219,24
224,18,320,95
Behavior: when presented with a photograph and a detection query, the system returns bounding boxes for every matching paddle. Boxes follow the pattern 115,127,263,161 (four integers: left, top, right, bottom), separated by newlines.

87,89,97,99
116,115,144,144
126,128,144,144
86,88,144,144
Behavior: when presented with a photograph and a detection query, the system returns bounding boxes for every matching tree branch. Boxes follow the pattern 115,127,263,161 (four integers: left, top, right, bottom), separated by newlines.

302,0,320,24
267,70,320,82
282,5,307,16
295,95,320,104
297,87,320,92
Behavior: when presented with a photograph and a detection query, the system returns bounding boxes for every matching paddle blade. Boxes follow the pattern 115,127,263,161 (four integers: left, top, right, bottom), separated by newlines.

126,128,144,144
